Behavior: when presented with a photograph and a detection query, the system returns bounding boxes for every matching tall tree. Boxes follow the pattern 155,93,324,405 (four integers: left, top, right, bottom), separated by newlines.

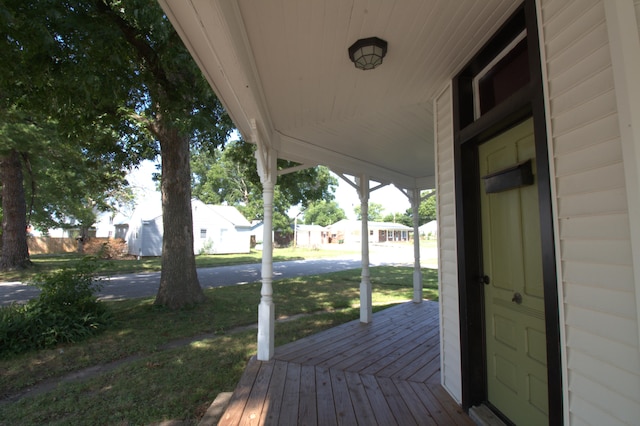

2,1,234,307
1,2,146,269
0,150,29,269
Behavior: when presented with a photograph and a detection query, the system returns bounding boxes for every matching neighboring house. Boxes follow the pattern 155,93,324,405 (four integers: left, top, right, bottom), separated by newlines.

191,199,252,254
94,211,130,239
125,199,251,256
327,219,412,244
293,224,327,247
418,220,437,239
160,1,640,424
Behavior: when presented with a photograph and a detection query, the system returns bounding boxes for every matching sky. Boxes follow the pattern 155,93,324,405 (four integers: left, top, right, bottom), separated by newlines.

127,159,411,220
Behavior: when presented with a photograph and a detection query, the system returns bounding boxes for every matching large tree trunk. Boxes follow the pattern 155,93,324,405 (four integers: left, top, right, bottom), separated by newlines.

154,125,206,308
0,150,32,271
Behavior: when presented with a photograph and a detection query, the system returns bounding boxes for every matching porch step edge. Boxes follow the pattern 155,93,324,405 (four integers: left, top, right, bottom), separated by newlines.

469,405,507,426
198,392,233,426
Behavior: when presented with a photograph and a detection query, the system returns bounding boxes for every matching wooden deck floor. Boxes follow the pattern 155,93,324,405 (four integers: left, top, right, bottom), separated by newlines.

217,301,473,425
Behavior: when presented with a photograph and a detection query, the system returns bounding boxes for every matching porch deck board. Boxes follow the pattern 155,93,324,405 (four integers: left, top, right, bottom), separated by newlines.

217,301,473,426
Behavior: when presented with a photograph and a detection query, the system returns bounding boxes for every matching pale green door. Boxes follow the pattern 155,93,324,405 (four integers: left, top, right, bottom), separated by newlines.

479,118,548,425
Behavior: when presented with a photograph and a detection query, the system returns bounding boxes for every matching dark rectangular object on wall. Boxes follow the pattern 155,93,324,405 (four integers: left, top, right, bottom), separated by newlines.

482,159,533,193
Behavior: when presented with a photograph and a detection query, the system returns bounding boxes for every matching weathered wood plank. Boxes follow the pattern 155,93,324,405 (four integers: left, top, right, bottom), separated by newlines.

329,369,358,425
344,370,379,425
429,384,476,425
298,365,317,426
218,302,473,425
262,360,288,426
327,314,432,372
282,314,411,365
375,375,419,425
388,332,441,381
276,362,301,426
393,378,438,425
275,302,419,359
219,357,261,425
319,305,437,371
356,325,436,376
239,361,275,426
314,366,337,425
359,373,399,425
407,381,456,426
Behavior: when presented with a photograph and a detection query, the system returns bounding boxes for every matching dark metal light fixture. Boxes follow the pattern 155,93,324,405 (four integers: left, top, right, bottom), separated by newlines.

348,37,388,70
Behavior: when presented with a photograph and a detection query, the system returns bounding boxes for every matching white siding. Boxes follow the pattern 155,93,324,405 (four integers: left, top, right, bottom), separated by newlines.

539,0,640,424
636,0,640,36
434,84,461,402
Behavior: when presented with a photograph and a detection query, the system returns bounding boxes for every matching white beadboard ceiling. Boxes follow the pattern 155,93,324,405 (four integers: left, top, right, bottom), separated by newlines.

159,0,521,191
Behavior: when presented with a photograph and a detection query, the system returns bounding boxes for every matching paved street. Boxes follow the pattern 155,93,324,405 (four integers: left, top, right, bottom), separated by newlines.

0,245,437,306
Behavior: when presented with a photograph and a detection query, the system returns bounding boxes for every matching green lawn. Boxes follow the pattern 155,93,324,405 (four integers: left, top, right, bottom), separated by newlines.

0,266,439,425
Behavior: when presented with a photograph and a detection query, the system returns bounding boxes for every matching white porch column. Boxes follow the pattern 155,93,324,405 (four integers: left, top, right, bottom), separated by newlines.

255,140,277,361
409,188,423,303
358,175,372,323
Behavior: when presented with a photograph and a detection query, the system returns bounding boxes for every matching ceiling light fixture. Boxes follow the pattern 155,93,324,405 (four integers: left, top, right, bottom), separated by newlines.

348,37,388,70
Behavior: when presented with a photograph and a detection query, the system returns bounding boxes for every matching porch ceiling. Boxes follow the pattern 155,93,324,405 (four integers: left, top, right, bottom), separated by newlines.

159,0,520,191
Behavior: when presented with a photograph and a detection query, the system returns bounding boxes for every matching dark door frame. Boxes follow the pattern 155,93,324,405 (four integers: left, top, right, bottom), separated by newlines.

452,1,563,424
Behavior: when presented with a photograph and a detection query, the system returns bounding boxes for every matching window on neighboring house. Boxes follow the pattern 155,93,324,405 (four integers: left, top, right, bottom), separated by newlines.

388,230,393,239
369,230,373,236
200,229,207,239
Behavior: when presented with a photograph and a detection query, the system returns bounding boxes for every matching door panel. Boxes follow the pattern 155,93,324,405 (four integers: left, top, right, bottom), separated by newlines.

479,118,548,425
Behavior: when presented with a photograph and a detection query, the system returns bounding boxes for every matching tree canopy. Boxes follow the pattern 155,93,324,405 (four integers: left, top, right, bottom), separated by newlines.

354,202,385,222
1,0,234,308
303,200,346,227
192,140,339,232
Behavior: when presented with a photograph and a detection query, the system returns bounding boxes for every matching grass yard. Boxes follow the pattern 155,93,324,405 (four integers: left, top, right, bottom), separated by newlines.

0,266,439,425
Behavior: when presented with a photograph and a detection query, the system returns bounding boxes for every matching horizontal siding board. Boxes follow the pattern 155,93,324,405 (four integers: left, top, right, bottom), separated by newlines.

546,20,608,78
552,113,620,155
554,138,622,177
556,188,628,218
568,350,640,401
547,44,612,100
555,161,625,196
566,327,640,375
559,213,629,239
544,2,603,59
561,261,634,292
565,305,638,347
569,392,629,426
561,239,632,265
542,0,600,48
549,65,614,115
541,0,640,422
564,282,636,319
568,371,640,424
550,89,617,136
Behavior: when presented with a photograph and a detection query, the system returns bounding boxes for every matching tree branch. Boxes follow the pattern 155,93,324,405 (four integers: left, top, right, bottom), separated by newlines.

94,1,171,92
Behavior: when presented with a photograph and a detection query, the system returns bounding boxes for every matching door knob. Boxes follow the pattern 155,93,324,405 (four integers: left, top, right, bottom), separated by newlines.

479,275,490,285
512,292,523,304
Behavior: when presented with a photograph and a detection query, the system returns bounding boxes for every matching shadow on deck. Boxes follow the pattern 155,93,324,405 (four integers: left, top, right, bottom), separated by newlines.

215,301,472,425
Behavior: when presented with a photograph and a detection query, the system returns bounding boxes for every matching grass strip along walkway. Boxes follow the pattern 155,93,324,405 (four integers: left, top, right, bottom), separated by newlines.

0,266,438,425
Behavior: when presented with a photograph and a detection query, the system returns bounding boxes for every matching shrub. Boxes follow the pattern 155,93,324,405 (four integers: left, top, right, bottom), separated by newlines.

0,257,112,358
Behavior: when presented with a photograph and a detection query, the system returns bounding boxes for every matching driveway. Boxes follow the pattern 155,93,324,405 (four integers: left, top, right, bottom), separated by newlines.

0,244,437,306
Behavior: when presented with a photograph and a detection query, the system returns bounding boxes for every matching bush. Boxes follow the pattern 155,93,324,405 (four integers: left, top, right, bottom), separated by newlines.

0,257,112,358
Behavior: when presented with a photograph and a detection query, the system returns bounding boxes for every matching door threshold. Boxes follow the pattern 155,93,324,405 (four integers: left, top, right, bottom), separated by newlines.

469,405,508,426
